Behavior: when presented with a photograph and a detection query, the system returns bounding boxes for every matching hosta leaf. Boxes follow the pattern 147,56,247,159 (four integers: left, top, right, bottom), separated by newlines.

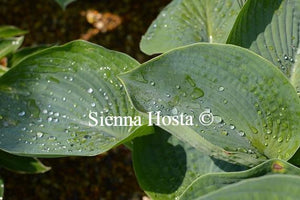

227,0,300,94
0,26,27,38
0,37,24,60
0,150,50,173
196,175,300,200
133,126,246,200
181,159,300,199
140,0,242,55
120,43,300,166
54,0,76,9
0,26,27,60
0,40,148,157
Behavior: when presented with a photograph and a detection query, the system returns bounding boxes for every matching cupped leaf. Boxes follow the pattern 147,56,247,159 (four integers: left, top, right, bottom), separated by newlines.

140,0,243,55
54,0,76,9
119,43,300,166
0,40,148,157
133,126,246,200
196,175,300,200
0,26,27,38
0,150,50,173
180,159,300,199
227,0,300,94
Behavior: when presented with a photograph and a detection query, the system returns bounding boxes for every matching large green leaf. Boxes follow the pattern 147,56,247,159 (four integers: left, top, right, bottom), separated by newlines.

180,159,300,199
0,40,149,157
227,0,300,94
140,0,243,55
195,175,300,200
54,0,76,9
119,43,300,166
0,150,50,173
133,126,246,200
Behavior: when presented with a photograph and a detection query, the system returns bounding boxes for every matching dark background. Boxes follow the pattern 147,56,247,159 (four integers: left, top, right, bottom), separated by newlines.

0,0,171,199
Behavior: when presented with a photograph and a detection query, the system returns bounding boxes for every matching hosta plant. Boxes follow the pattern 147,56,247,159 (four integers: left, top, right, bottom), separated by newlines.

0,0,300,199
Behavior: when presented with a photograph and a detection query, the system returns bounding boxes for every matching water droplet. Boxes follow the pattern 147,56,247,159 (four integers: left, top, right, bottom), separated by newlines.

284,54,288,60
266,129,272,134
251,127,258,134
87,88,94,94
185,75,196,87
150,81,155,86
176,85,180,89
62,97,66,101
164,24,168,28
221,131,228,136
264,143,268,146
191,88,204,99
238,131,245,137
37,132,44,138
48,136,56,141
218,86,225,92
278,137,283,143
91,102,96,107
229,124,235,130
171,107,178,115
18,111,26,116
47,117,53,122
214,116,223,124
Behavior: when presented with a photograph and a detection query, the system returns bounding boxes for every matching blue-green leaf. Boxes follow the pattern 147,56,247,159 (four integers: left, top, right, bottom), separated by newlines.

0,40,149,157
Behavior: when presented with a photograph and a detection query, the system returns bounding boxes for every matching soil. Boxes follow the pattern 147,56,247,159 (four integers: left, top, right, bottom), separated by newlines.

0,0,171,199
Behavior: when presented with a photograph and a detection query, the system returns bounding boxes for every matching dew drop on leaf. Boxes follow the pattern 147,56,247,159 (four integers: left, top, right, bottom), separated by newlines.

150,81,155,86
36,132,44,138
238,131,245,137
218,86,225,92
191,88,204,99
87,88,94,94
18,111,25,117
229,124,235,130
171,107,178,115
